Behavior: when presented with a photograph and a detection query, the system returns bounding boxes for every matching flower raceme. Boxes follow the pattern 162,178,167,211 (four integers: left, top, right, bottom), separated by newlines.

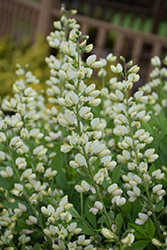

0,6,166,250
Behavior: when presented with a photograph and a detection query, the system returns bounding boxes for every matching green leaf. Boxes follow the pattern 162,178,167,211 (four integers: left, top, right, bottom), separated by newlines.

94,156,101,168
150,114,162,129
115,213,123,234
56,169,67,189
22,244,26,250
155,199,164,212
128,240,149,250
97,215,105,224
33,243,42,250
85,197,97,229
50,151,63,172
68,207,80,219
148,164,156,175
159,109,166,125
9,241,18,250
77,220,95,235
145,217,155,238
111,164,122,183
121,200,131,213
2,161,13,168
160,119,167,139
129,223,148,238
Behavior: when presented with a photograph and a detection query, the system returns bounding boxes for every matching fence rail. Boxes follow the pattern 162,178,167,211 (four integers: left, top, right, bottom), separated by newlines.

0,0,167,85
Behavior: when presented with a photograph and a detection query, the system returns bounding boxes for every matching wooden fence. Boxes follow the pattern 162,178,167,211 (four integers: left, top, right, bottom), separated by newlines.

0,0,167,85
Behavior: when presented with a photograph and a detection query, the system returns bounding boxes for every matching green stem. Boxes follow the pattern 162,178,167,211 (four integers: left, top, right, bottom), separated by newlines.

7,146,52,246
144,178,163,241
80,192,83,217
124,90,163,242
82,146,112,228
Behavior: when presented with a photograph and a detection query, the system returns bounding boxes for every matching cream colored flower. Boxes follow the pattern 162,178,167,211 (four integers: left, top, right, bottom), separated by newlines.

122,233,135,246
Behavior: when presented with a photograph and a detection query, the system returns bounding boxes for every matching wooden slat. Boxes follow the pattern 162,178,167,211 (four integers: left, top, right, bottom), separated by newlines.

94,27,107,58
80,22,89,36
145,42,162,82
113,32,124,57
131,38,143,64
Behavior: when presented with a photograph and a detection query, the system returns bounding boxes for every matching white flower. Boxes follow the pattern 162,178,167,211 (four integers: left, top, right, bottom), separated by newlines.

79,107,93,120
117,150,131,164
128,73,140,83
68,222,82,234
129,65,140,73
61,43,76,57
9,136,23,148
26,215,38,225
0,166,13,178
134,90,148,103
114,114,128,125
14,203,27,215
114,125,129,136
152,238,162,247
110,63,123,73
86,55,103,68
110,89,124,101
89,207,98,215
61,143,73,153
152,169,164,180
29,129,43,139
33,145,47,157
44,168,57,179
101,228,115,240
85,84,100,97
127,186,141,202
135,212,148,225
106,53,117,62
151,56,161,67
18,234,31,244
59,195,73,210
24,87,36,97
108,184,123,196
94,170,104,185
20,169,36,182
0,132,6,143
77,235,91,246
94,201,103,210
70,153,87,168
144,148,158,163
91,118,106,131
53,240,66,250
65,91,79,106
112,196,126,206
16,144,29,154
75,180,90,193
0,151,5,161
11,183,23,197
122,233,135,246
138,162,148,173
58,112,76,126
153,184,165,196
101,156,117,171
85,43,93,53
20,128,29,139
24,110,39,121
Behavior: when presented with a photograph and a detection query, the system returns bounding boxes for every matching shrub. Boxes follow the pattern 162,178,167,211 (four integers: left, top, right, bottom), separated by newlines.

0,35,49,98
0,6,167,250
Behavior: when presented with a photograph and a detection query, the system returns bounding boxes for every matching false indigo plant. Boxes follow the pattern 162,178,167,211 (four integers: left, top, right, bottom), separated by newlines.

0,6,167,250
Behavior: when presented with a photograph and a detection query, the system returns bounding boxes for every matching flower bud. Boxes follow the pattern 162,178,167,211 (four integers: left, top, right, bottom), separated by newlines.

101,228,115,241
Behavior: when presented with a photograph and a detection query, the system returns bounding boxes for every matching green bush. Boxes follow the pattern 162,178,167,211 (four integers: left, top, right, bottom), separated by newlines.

0,6,167,250
0,35,49,97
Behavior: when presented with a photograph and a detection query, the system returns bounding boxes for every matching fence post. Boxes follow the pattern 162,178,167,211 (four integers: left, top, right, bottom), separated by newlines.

35,0,54,38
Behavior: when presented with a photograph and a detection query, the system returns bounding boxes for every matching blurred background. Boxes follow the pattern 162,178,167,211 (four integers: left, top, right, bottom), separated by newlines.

0,0,167,96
